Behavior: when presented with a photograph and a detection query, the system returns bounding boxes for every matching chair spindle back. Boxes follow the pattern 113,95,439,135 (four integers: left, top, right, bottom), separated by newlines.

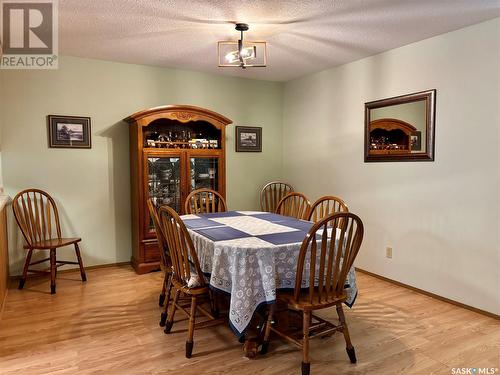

308,196,349,223
275,192,311,220
158,205,205,288
12,189,62,246
147,198,170,270
294,212,364,305
260,181,294,213
184,188,227,214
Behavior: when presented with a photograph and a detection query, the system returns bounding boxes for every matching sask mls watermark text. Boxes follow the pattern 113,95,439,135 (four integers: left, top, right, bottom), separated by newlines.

451,368,499,375
0,0,58,69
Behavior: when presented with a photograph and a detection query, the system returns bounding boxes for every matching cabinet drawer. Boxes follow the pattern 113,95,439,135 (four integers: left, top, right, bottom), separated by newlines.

143,242,160,262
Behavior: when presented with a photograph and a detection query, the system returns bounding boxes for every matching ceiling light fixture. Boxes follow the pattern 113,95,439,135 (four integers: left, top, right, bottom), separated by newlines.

218,23,267,69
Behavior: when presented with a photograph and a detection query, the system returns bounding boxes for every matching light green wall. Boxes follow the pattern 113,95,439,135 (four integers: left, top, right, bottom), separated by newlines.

2,19,499,316
0,56,283,274
0,69,3,189
282,18,500,315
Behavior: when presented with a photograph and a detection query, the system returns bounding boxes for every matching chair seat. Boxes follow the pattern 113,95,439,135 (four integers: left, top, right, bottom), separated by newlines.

24,237,81,250
278,289,347,311
171,277,210,296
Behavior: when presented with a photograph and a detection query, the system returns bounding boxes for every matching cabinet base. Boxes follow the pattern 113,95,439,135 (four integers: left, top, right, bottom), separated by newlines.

131,257,161,274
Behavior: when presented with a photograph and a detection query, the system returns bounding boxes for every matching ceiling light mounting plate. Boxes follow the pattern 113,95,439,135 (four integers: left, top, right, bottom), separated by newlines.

235,23,249,32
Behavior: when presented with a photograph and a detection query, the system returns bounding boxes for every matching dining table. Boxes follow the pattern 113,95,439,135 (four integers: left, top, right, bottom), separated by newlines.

180,210,358,338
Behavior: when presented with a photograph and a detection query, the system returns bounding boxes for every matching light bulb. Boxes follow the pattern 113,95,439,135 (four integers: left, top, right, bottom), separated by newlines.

225,51,239,63
224,46,257,64
240,46,256,59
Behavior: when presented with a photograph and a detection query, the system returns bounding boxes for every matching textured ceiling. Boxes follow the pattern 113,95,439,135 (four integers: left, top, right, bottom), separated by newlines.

59,0,500,82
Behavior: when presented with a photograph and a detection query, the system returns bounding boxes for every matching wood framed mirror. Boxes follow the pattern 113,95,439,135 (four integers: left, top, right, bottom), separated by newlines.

364,89,436,162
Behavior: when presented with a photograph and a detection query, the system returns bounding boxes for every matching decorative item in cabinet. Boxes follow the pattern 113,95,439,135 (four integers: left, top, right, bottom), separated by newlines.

190,157,219,191
146,156,182,230
125,105,232,274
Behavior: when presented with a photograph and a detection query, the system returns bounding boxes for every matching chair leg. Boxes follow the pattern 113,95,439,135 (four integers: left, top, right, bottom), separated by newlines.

186,295,197,358
302,310,311,375
260,303,275,354
336,304,356,364
18,249,33,289
159,272,172,326
164,289,180,334
50,248,56,294
74,243,87,282
159,270,168,306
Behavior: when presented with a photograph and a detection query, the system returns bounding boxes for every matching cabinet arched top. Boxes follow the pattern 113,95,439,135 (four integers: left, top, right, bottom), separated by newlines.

125,104,232,128
369,118,416,135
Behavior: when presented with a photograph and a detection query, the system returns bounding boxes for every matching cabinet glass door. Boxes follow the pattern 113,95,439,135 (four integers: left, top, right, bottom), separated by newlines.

146,156,181,232
190,157,219,192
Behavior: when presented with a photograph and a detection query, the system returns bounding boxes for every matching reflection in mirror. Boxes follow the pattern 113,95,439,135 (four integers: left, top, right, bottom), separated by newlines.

365,90,436,162
370,101,426,153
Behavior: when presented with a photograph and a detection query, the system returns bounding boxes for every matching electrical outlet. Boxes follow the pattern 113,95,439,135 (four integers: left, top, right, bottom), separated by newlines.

386,247,393,259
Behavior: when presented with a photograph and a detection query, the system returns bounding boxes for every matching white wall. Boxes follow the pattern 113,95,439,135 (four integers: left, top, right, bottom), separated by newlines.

283,18,500,315
0,56,283,275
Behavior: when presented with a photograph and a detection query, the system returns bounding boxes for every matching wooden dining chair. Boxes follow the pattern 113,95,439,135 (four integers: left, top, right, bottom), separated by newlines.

12,189,86,294
261,212,364,375
275,192,311,220
260,181,294,213
146,199,173,327
158,205,224,358
184,188,227,214
307,196,349,223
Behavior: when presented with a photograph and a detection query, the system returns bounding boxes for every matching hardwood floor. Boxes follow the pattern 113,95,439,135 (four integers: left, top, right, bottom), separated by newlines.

0,265,498,375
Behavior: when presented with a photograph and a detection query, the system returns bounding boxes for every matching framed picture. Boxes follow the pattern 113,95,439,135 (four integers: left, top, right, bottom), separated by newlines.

47,115,91,149
236,126,262,152
410,130,422,151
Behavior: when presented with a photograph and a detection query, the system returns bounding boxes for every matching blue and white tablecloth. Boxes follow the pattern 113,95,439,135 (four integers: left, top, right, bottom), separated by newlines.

181,211,358,335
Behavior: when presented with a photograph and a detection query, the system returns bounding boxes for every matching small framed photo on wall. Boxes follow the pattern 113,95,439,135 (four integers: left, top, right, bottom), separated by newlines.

410,130,422,151
236,126,262,152
47,115,91,149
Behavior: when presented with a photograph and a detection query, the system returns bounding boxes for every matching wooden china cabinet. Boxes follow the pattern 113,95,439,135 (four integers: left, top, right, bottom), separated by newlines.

368,118,417,154
125,105,232,274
